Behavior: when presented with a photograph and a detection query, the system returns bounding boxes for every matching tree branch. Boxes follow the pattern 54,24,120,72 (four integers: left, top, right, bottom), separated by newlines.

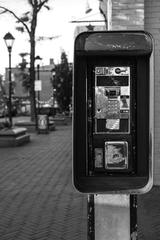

0,6,31,35
28,0,34,7
37,0,49,12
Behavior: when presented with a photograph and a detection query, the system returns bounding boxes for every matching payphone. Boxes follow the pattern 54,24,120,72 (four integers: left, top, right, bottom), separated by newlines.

73,31,154,194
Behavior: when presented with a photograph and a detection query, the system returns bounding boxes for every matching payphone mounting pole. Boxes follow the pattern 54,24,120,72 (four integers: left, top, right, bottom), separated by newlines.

88,9,138,236
87,8,138,236
88,194,137,240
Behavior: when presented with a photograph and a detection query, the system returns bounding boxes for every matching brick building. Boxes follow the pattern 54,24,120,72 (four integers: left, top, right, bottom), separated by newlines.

144,0,160,185
4,59,54,104
99,0,160,184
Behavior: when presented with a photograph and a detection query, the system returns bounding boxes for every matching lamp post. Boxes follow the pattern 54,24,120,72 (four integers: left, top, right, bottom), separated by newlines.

3,32,15,127
51,67,57,115
35,55,42,114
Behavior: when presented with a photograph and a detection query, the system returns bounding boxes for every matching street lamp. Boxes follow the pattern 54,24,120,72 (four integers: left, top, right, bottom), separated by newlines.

35,55,42,114
3,32,15,127
85,0,92,14
51,67,57,114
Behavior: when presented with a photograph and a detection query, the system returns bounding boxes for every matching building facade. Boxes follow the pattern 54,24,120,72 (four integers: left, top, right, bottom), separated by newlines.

4,59,54,104
144,0,160,185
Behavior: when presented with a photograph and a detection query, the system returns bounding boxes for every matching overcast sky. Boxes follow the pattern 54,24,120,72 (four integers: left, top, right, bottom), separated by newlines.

0,0,102,75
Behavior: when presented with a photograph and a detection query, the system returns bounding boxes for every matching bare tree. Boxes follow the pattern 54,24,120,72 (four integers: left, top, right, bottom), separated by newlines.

0,0,51,120
18,52,30,94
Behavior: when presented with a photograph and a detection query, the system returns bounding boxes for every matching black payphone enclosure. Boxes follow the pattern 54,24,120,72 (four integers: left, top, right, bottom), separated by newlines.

73,31,154,194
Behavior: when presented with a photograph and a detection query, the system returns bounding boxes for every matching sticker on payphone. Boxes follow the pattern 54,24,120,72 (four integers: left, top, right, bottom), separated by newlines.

94,148,103,168
106,119,120,130
105,141,128,169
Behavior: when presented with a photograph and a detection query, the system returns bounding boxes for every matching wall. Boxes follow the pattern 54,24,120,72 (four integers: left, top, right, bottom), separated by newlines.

112,0,144,30
5,63,54,103
144,0,160,185
99,0,144,30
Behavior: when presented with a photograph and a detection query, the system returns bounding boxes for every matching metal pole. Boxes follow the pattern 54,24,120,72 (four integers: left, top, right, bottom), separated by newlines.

130,195,138,239
88,194,95,240
94,194,130,240
53,89,54,109
8,49,12,127
107,0,112,30
88,195,137,240
37,64,40,113
52,71,56,115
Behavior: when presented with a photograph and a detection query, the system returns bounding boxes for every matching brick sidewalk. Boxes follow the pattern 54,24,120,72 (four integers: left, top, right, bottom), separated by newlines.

0,125,87,240
138,186,160,240
0,123,160,239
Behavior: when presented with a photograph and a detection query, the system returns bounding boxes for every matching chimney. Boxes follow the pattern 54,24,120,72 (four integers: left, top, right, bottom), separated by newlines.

50,58,54,65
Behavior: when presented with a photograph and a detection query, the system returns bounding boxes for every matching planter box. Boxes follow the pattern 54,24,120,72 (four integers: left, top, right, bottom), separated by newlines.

0,127,30,147
15,120,55,133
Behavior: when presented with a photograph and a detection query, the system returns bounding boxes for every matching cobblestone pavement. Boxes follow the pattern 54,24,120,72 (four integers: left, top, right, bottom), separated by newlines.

0,125,87,240
138,186,160,240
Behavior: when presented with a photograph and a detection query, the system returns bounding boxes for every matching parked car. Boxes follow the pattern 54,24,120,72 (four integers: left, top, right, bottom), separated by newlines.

38,104,56,116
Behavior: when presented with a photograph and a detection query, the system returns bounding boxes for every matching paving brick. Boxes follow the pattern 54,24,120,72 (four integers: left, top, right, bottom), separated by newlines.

0,125,87,240
1,123,159,239
138,186,160,240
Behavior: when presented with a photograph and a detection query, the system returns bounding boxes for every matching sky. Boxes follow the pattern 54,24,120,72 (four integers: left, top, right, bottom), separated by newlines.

0,0,103,75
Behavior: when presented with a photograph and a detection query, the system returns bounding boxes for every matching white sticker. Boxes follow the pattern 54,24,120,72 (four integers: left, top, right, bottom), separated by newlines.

105,141,128,169
106,119,120,130
95,148,103,168
120,87,129,96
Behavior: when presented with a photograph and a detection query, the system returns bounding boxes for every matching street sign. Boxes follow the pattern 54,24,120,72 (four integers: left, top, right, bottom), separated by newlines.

35,80,42,91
